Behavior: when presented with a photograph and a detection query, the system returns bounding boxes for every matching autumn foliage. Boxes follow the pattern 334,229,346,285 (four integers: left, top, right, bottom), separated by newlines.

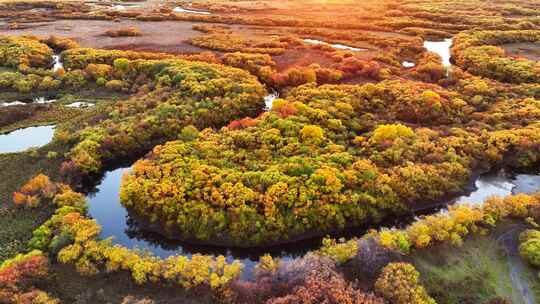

0,250,58,304
13,174,56,208
375,263,436,304
266,270,384,304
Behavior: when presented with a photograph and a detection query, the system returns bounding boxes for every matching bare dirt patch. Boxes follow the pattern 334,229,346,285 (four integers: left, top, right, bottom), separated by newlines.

273,48,336,71
0,19,209,54
502,42,540,61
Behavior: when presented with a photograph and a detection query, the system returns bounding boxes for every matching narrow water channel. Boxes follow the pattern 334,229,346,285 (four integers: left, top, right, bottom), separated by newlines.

302,39,367,52
86,168,308,275
173,7,211,14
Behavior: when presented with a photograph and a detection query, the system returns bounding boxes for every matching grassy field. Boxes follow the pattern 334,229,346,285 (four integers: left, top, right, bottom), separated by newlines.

412,223,540,304
0,150,63,262
0,92,123,263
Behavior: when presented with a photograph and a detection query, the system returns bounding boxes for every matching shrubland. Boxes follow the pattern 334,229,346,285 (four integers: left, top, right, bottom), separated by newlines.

2,0,540,302
452,30,540,83
119,78,540,246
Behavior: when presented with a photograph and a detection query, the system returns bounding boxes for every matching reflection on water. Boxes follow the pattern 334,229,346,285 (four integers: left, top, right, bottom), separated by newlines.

1,97,56,107
87,168,183,257
303,39,367,52
0,101,26,107
402,61,415,68
513,174,540,195
264,91,279,110
111,3,141,10
454,174,515,205
0,125,55,153
173,7,211,14
424,38,452,66
52,54,63,72
86,168,313,274
65,101,94,108
34,97,56,104
87,168,540,276
453,173,540,207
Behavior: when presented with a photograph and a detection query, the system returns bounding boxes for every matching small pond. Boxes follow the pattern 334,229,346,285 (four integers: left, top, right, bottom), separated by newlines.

424,38,452,67
111,4,142,10
303,39,367,52
0,101,26,107
34,97,56,104
0,125,55,153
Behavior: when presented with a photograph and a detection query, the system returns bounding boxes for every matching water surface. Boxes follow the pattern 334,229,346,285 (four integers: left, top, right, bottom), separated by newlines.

66,101,94,108
0,101,26,107
402,61,415,68
454,174,515,205
303,39,366,52
173,7,211,14
424,38,452,66
0,125,55,153
86,169,540,275
264,91,279,110
88,169,310,271
52,54,63,72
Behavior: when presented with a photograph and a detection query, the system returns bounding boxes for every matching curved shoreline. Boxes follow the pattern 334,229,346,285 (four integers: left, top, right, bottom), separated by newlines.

115,168,536,250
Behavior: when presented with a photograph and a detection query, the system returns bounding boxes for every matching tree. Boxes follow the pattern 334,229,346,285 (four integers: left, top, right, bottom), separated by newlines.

375,263,436,304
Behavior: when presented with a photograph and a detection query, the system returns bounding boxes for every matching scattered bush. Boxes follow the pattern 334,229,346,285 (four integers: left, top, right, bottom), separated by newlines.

375,262,436,304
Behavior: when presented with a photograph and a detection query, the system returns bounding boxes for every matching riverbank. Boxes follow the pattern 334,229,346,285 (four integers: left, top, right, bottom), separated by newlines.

413,221,540,303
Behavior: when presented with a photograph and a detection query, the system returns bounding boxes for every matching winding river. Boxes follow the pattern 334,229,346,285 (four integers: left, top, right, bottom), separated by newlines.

85,167,540,276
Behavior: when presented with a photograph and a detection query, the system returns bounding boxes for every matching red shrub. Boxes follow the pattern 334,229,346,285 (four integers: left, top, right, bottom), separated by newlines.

227,117,258,130
0,255,48,290
266,271,383,304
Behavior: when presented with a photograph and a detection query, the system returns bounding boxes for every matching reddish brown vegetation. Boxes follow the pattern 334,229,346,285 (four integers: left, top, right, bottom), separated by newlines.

104,27,143,37
227,117,259,130
13,174,57,208
0,252,50,303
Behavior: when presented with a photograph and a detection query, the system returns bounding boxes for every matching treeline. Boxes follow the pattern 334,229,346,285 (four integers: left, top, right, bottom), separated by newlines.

12,173,437,304
0,36,53,69
62,48,219,70
452,30,540,83
319,191,540,266
11,175,243,291
222,50,392,89
384,0,540,39
60,55,265,178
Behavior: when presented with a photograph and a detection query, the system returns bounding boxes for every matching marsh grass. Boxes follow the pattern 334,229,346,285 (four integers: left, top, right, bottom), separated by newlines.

412,224,540,304
0,92,122,262
0,150,62,262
